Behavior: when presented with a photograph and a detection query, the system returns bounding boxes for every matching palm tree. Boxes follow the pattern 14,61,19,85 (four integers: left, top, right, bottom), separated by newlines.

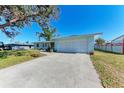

36,27,58,52
36,27,58,41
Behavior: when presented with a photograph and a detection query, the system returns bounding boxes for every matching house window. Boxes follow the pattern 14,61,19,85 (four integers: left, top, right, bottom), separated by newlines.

36,43,39,47
43,43,45,47
45,43,47,47
29,45,31,48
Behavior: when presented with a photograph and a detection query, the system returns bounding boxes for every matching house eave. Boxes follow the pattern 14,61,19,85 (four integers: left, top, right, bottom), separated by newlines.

33,41,54,44
53,33,102,40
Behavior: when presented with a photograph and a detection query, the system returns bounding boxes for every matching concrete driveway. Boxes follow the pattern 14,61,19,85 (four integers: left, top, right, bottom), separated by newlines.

0,52,102,88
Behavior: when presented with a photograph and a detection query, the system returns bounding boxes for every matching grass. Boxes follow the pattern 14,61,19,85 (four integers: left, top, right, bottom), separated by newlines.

0,56,33,69
0,50,46,69
91,51,124,88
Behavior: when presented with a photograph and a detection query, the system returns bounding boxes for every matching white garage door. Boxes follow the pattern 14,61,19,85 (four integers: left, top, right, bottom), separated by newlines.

56,39,88,53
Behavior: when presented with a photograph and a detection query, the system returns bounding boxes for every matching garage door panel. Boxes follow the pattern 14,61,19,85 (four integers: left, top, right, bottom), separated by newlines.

56,39,88,53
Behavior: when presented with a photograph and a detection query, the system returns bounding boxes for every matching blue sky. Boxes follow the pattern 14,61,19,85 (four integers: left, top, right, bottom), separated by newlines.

0,5,124,43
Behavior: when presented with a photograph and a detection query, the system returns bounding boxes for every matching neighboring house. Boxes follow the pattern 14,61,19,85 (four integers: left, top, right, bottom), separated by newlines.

111,35,124,54
34,41,54,51
4,44,34,50
0,42,4,50
34,33,102,54
95,34,124,54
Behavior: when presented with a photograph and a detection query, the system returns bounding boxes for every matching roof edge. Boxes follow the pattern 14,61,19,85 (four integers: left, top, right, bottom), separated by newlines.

53,32,103,40
112,34,124,41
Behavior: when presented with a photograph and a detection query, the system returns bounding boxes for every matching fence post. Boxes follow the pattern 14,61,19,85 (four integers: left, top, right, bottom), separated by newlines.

122,38,124,54
111,42,113,53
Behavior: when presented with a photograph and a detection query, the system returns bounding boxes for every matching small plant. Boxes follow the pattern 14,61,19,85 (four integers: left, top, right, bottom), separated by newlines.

0,51,8,58
15,51,24,56
30,52,41,57
0,50,42,59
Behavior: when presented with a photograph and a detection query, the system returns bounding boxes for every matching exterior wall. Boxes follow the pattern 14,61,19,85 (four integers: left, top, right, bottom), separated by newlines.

34,35,95,54
95,35,124,54
54,36,94,53
87,36,94,54
34,43,38,49
34,42,54,50
34,43,43,49
12,46,32,50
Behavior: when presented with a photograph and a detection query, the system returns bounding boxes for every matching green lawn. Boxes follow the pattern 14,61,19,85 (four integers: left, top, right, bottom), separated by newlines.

91,51,124,88
0,50,46,69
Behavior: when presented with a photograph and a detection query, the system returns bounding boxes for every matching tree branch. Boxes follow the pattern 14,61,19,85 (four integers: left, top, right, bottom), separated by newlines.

0,13,41,29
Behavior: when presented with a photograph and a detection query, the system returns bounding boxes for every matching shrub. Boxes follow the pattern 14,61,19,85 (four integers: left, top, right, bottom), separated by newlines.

30,53,40,57
15,51,24,56
0,51,8,58
6,51,16,56
6,50,26,56
0,50,42,58
29,50,41,57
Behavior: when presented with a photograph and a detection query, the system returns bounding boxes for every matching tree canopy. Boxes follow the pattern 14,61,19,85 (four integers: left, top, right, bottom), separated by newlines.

95,38,105,45
36,27,58,41
0,5,59,38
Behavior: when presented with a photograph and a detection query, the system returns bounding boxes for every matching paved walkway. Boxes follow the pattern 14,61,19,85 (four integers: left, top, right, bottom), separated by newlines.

0,52,102,88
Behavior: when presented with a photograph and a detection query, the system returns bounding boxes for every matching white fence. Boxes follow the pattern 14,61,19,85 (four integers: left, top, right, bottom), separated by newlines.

95,37,124,54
